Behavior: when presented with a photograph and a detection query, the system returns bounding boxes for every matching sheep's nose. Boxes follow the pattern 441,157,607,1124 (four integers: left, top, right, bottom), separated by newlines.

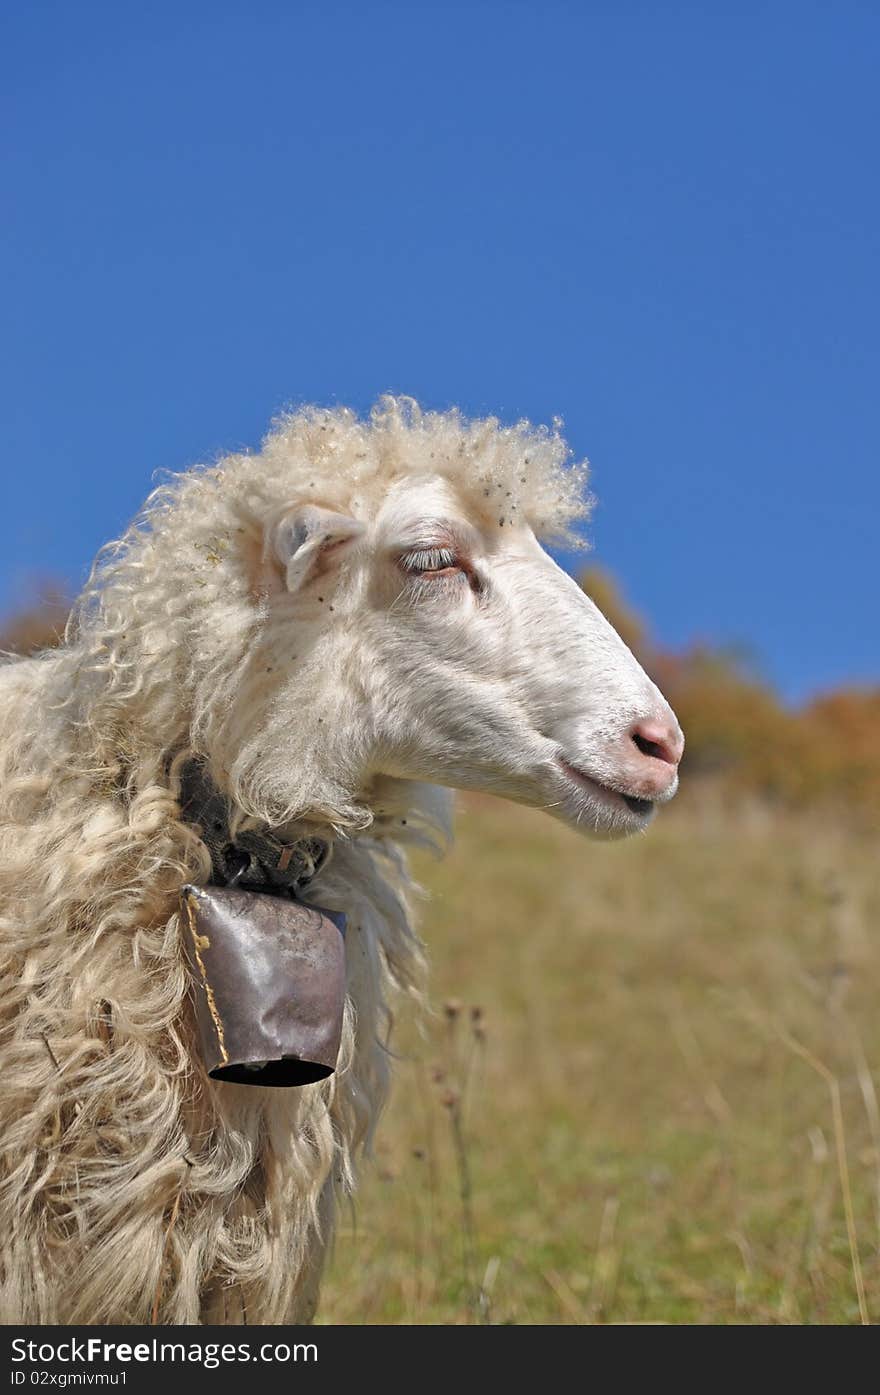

630,718,684,769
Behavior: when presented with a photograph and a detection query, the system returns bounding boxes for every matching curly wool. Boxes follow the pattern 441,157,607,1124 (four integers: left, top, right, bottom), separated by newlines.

0,397,587,1323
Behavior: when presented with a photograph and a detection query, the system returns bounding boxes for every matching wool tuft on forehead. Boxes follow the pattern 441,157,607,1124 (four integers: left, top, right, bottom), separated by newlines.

256,395,591,542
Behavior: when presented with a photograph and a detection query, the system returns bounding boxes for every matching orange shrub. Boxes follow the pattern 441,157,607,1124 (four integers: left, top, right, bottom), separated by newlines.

0,581,70,656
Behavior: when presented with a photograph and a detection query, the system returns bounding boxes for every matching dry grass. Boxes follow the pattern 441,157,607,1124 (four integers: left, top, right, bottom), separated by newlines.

320,788,880,1324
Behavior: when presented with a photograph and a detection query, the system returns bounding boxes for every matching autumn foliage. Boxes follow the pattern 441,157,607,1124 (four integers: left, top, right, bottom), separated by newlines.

0,581,70,658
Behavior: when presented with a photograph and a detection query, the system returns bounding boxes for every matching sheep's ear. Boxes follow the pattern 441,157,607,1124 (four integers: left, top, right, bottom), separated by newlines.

269,505,364,593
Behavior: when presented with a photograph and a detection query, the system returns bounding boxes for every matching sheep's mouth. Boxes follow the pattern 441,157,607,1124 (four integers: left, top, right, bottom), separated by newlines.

555,756,655,821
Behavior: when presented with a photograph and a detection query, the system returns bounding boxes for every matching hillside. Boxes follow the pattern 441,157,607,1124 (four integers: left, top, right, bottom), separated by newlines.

321,791,880,1324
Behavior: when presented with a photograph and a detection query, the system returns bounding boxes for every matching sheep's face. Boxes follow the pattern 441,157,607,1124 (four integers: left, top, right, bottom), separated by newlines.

259,475,683,838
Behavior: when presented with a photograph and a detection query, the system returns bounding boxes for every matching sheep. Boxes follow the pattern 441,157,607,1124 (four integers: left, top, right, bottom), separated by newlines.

0,396,682,1324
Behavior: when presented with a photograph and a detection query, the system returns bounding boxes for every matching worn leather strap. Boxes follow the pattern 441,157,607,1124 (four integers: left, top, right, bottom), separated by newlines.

178,760,330,895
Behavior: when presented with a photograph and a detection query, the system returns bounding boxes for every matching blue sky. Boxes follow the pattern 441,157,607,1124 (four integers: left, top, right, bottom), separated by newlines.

2,2,877,702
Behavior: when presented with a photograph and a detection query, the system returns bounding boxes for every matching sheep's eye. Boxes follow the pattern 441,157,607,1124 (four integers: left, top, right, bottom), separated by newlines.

399,547,461,576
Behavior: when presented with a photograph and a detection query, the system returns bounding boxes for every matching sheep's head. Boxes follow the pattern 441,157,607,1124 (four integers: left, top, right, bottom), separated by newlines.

226,469,682,839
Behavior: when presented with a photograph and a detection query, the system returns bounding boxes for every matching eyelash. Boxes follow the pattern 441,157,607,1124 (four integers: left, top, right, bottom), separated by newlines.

400,547,461,575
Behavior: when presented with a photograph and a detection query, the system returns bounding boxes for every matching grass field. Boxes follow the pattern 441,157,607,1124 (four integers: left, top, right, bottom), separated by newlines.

320,789,880,1324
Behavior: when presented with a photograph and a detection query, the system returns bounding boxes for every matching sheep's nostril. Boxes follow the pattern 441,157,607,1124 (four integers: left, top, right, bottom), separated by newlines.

631,720,683,767
632,731,666,761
